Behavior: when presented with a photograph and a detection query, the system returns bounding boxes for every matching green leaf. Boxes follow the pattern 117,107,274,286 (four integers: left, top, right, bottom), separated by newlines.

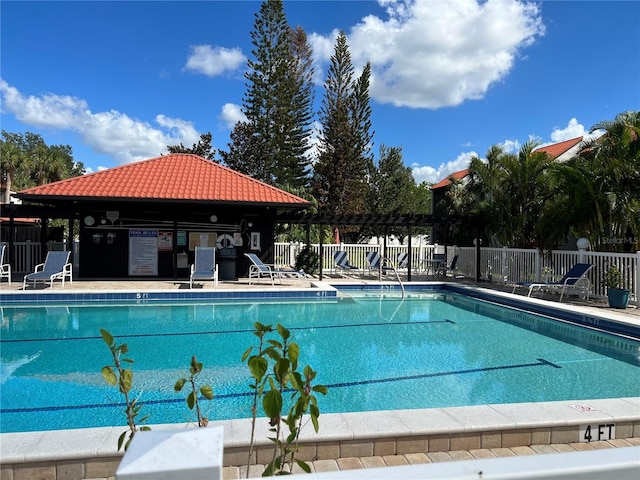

100,329,114,347
241,346,254,362
263,390,283,419
121,369,133,393
248,356,268,381
274,358,290,381
296,459,311,474
276,323,290,341
101,366,117,386
117,431,127,451
288,342,299,366
187,391,196,410
200,385,214,400
312,385,328,395
174,378,186,392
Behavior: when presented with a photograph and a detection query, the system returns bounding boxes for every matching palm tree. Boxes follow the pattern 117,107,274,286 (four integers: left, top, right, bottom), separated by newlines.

467,142,554,248
576,110,640,250
0,131,26,203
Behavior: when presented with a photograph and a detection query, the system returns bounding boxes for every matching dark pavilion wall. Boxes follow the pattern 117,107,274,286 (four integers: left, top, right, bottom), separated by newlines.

77,206,277,279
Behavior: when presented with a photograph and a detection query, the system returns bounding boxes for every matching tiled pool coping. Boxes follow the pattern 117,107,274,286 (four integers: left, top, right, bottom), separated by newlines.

2,398,639,479
1,282,639,479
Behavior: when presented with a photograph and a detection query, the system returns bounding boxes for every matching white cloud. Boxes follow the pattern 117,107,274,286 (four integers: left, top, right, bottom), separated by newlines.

412,151,476,184
311,0,545,109
218,103,247,129
0,79,199,164
184,45,246,77
499,139,521,154
550,117,587,142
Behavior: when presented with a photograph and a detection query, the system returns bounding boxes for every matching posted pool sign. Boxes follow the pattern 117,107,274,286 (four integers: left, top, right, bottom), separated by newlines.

129,229,158,276
579,423,615,442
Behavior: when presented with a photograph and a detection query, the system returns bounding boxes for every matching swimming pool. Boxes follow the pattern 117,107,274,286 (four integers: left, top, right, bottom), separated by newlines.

1,286,639,434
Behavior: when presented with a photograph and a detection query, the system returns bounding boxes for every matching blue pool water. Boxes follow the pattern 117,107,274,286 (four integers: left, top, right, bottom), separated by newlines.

1,291,639,433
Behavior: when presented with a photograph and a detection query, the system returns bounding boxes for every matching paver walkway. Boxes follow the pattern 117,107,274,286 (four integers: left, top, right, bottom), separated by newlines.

220,438,640,479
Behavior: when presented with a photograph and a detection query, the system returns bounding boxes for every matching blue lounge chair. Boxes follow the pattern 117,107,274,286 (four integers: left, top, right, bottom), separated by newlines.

23,251,72,289
190,247,218,288
333,250,360,276
436,254,459,277
245,253,304,285
512,263,593,301
366,251,392,276
397,252,409,269
1,244,11,285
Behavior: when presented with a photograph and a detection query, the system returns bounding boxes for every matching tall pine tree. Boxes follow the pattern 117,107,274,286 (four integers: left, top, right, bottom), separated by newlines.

312,31,373,222
221,0,314,188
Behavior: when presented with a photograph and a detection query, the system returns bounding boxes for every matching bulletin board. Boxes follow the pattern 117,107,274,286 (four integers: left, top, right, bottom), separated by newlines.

188,232,218,250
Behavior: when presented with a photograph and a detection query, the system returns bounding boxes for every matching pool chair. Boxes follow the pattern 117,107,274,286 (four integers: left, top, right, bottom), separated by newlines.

190,247,218,288
511,263,594,302
366,251,393,277
397,252,410,270
436,254,459,277
23,251,72,289
1,244,11,285
244,253,305,285
333,250,360,276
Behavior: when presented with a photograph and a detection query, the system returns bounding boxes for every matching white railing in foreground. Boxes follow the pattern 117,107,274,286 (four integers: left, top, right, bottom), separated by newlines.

274,242,639,305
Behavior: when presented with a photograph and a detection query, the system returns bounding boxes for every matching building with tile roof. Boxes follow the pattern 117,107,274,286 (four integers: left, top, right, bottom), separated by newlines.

7,154,311,279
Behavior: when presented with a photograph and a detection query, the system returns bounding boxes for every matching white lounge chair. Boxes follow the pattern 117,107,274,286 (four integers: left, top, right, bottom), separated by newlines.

1,244,11,285
511,263,594,301
245,253,304,285
23,251,72,289
190,247,218,288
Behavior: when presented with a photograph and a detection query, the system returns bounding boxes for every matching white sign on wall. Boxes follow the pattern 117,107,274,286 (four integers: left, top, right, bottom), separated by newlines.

129,230,158,276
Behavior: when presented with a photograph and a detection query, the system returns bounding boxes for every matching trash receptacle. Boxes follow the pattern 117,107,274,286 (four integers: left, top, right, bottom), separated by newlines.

218,247,237,280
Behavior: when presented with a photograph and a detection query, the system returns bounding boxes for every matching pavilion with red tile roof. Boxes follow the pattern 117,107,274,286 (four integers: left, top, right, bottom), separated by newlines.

8,154,311,279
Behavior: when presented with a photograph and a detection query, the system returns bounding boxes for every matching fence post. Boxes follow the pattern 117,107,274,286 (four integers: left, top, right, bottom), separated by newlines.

636,251,640,304
501,247,508,282
535,249,541,282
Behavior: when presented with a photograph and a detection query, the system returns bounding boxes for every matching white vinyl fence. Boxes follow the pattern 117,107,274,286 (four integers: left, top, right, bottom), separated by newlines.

4,240,637,305
275,242,639,306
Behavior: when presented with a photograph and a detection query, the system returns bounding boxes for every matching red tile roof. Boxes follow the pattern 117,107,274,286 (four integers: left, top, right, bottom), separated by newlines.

431,169,470,190
533,136,583,159
17,154,310,206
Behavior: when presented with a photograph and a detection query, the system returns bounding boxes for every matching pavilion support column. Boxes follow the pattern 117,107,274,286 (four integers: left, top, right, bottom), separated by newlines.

67,217,74,271
172,220,178,280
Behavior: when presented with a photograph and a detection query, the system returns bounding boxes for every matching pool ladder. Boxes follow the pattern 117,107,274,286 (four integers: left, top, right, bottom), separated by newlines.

380,256,406,298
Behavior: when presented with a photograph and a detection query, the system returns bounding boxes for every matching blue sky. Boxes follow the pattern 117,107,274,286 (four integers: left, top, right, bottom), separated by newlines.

1,0,638,184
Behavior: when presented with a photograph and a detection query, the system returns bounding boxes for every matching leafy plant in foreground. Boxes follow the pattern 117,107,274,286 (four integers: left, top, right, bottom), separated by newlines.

100,328,150,451
242,322,328,476
174,355,214,427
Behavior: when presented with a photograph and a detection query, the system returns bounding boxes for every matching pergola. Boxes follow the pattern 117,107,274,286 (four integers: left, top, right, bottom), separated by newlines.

275,211,486,281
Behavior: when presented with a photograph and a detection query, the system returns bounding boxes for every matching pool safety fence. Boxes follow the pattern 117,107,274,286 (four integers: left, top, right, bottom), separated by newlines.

274,243,640,306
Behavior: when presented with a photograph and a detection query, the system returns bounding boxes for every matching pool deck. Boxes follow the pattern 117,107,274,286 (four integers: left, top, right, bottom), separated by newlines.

1,275,639,479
